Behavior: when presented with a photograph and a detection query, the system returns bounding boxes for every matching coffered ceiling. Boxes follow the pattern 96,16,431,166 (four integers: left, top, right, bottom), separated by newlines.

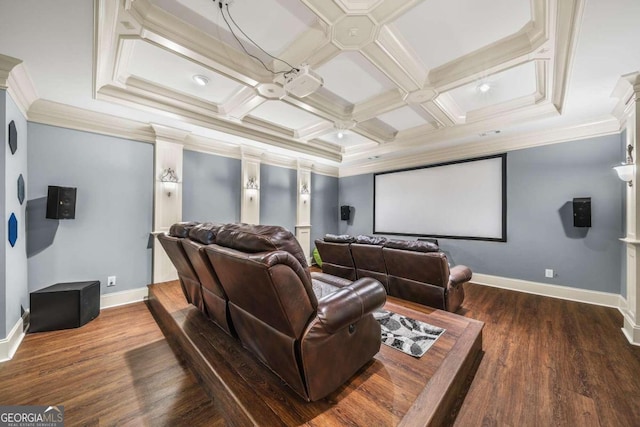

1,0,639,174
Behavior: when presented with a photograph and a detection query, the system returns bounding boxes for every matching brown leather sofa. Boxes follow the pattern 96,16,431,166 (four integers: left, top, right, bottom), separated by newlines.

315,235,472,313
157,222,204,312
203,224,387,401
181,223,234,336
313,234,357,281
158,223,387,401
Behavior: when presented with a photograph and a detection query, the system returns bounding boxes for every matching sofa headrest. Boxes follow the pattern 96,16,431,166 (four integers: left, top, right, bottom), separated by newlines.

169,221,200,238
354,235,387,245
189,222,224,245
324,234,354,243
217,224,308,268
383,239,440,253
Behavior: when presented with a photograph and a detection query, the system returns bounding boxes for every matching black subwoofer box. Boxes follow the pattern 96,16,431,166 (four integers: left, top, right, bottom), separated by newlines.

46,185,77,219
30,281,100,333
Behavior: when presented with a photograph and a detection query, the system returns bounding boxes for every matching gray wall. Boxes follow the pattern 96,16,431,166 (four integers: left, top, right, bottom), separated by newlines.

311,172,339,246
260,163,297,232
338,173,374,237
2,91,29,337
0,90,6,336
182,150,241,223
339,134,625,294
27,123,153,295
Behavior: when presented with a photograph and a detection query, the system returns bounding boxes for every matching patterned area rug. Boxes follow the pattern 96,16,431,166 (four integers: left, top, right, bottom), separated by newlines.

374,309,446,357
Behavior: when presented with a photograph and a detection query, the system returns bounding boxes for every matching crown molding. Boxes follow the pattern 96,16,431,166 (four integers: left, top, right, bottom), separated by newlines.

25,98,340,177
96,84,342,162
0,54,38,117
339,116,620,177
28,99,156,143
151,123,190,144
611,72,640,126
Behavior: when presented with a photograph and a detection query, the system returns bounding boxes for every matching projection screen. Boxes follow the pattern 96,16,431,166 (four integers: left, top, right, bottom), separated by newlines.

374,154,506,241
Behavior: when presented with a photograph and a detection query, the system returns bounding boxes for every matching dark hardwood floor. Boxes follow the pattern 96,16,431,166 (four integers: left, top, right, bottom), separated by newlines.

0,302,224,427
455,283,640,427
1,282,639,426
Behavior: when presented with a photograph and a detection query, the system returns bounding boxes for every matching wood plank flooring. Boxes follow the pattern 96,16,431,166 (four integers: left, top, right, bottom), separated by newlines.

1,282,639,426
0,302,224,427
147,280,483,426
455,283,640,427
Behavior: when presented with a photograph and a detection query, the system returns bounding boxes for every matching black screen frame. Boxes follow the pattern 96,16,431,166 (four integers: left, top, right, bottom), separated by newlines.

373,153,507,242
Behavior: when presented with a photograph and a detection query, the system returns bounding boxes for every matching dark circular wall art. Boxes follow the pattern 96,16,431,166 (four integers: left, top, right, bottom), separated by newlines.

8,120,17,155
17,174,25,205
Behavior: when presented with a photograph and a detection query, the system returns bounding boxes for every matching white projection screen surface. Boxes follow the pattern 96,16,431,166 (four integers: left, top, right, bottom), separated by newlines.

374,155,506,241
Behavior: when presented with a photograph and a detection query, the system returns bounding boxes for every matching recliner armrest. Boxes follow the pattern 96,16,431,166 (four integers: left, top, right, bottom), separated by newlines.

311,271,353,288
316,277,386,334
449,265,472,288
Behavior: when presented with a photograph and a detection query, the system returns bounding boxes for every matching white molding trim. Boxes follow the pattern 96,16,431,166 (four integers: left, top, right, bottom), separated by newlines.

339,116,620,177
621,310,640,346
472,273,627,310
100,287,149,309
0,54,38,117
0,311,28,363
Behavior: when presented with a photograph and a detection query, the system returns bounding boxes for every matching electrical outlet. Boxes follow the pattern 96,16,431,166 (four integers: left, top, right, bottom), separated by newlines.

545,269,554,278
107,276,116,287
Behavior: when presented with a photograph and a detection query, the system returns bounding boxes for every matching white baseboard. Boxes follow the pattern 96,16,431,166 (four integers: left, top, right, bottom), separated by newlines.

100,286,148,309
472,273,639,345
621,309,640,346
0,311,28,362
471,273,626,310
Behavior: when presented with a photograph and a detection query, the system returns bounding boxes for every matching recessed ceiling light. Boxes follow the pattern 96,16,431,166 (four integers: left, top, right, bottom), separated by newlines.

337,132,344,139
192,75,209,86
477,83,491,93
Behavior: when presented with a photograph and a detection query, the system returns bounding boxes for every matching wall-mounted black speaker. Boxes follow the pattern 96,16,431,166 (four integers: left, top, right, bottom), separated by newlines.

573,197,591,228
46,186,77,220
340,205,351,221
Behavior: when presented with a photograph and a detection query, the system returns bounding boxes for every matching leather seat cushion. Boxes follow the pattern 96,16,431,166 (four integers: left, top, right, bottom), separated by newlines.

169,221,200,238
189,222,224,244
354,235,387,245
216,224,309,269
383,239,439,253
324,234,355,243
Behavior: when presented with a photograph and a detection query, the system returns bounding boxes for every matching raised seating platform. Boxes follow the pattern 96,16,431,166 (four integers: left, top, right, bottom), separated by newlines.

147,280,483,426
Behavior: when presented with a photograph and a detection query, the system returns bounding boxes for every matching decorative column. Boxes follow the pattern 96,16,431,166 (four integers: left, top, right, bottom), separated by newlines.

616,73,640,345
151,124,189,283
296,161,312,263
241,149,262,225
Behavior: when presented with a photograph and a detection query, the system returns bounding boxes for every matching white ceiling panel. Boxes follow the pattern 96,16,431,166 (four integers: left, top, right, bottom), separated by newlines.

316,52,397,104
444,61,537,113
393,0,531,69
320,131,378,148
151,0,316,56
249,100,326,129
377,106,428,131
128,41,244,104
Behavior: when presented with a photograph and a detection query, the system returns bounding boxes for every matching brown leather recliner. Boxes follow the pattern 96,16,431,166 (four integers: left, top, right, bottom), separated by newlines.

156,222,205,312
382,240,470,313
181,223,234,336
205,224,386,401
350,235,389,292
314,234,357,281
